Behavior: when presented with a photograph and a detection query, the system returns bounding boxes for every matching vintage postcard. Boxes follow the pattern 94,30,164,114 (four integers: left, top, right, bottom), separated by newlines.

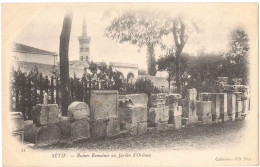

2,2,259,166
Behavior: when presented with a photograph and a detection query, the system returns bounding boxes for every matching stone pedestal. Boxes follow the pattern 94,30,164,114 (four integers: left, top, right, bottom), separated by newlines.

227,93,236,121
197,101,212,124
173,115,182,129
236,101,242,120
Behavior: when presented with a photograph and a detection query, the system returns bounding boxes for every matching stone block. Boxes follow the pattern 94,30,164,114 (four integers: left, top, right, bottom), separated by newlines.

124,123,138,135
220,113,229,122
169,106,182,124
91,120,108,138
236,112,242,120
148,107,162,125
137,122,147,135
167,94,181,108
160,106,169,122
119,93,148,107
233,92,243,101
199,93,220,116
156,122,168,131
218,93,227,114
227,93,236,115
173,115,182,130
68,102,90,121
236,101,242,113
176,106,182,116
11,112,24,132
55,118,71,137
32,104,59,126
198,113,212,124
188,115,198,124
197,101,211,115
186,88,197,100
119,105,148,124
107,118,120,137
180,99,197,118
229,113,236,121
12,131,24,143
212,114,220,122
232,78,243,85
90,90,118,122
24,120,61,147
181,117,189,126
242,99,249,115
71,118,91,141
150,94,166,107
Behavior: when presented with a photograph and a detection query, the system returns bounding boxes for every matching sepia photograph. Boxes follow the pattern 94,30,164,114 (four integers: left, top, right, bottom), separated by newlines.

2,2,258,166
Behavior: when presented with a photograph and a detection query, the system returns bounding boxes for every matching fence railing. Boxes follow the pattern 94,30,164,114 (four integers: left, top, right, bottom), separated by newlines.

10,69,162,120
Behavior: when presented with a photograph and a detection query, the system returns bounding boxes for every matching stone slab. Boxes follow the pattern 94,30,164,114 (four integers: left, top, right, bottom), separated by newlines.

24,121,61,147
218,93,227,114
186,88,197,100
11,112,24,132
220,113,229,122
197,101,212,115
236,101,242,113
90,90,118,122
180,99,197,118
173,115,182,130
148,107,162,125
199,93,220,116
71,118,91,141
32,104,59,126
160,106,169,123
91,120,108,138
242,99,249,114
137,122,147,135
198,113,212,124
107,118,120,137
119,105,148,124
12,131,24,143
227,93,236,115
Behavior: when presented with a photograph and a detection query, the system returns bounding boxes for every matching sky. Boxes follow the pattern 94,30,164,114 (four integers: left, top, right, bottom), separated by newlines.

13,3,255,70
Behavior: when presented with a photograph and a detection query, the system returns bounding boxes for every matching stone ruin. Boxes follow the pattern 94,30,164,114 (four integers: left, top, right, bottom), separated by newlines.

11,77,250,147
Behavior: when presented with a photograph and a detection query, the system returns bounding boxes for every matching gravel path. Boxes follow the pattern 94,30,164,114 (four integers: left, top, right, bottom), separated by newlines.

45,120,247,151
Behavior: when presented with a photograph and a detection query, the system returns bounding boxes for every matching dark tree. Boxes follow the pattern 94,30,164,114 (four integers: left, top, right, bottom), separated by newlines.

172,19,186,93
157,49,176,89
59,12,73,116
221,28,249,84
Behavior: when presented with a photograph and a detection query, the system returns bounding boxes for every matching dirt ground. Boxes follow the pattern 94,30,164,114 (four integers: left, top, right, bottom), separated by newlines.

44,119,247,151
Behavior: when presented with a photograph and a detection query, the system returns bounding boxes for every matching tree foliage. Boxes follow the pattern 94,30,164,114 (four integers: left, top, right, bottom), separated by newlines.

157,49,175,88
105,11,168,76
221,28,249,84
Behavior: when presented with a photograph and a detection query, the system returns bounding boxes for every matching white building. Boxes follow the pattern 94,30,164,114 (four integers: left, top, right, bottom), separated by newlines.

12,42,58,65
109,62,138,82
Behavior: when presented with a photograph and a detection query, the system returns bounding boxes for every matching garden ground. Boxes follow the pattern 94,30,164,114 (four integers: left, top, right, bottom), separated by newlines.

42,119,248,151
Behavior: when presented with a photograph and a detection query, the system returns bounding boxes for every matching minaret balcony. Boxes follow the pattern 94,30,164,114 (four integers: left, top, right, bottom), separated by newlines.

78,36,91,43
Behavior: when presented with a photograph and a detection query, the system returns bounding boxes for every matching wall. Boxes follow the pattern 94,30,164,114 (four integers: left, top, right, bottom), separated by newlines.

13,52,57,65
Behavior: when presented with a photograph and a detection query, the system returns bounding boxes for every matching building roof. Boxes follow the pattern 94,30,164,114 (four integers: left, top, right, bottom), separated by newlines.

12,42,57,56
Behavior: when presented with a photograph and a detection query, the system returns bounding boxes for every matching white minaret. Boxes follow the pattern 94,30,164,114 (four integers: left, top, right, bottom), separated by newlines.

78,16,91,61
